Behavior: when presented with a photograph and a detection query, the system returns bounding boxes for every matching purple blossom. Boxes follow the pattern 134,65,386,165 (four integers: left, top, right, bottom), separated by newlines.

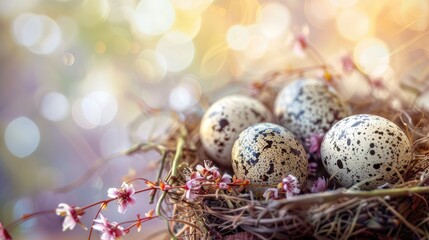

341,54,355,73
305,133,324,156
218,173,232,190
55,203,85,231
293,33,308,57
0,222,12,240
185,178,202,201
195,160,219,179
107,182,136,214
263,188,279,200
281,175,300,198
93,214,125,240
311,177,328,193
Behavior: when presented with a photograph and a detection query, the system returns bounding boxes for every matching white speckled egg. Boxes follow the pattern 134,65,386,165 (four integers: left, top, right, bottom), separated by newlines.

274,78,350,143
200,95,271,168
232,123,308,196
321,114,412,190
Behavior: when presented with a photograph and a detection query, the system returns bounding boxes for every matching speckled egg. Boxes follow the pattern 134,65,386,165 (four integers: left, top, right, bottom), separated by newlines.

274,78,350,144
321,114,412,190
232,123,308,196
200,95,271,168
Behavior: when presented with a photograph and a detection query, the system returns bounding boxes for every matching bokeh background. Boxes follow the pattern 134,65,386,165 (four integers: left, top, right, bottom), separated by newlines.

1,0,428,239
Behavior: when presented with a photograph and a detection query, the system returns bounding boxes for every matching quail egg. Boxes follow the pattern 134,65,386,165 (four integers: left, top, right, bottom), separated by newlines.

232,123,308,197
200,95,271,168
321,114,412,190
274,78,350,144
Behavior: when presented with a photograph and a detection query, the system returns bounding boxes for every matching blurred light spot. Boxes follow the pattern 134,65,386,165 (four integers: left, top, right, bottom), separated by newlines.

72,91,118,129
57,17,79,46
0,0,39,17
169,76,201,112
354,37,390,76
72,99,97,129
135,114,178,142
12,13,61,54
417,92,429,112
135,50,167,83
135,0,175,36
91,177,104,190
95,41,106,54
156,31,195,72
400,0,428,31
5,117,40,158
336,7,370,41
100,128,130,156
40,92,69,121
79,0,110,27
172,0,213,13
328,0,357,8
170,9,202,39
63,52,75,66
243,25,269,59
200,42,229,77
305,0,337,25
257,2,290,38
13,198,35,229
227,25,250,50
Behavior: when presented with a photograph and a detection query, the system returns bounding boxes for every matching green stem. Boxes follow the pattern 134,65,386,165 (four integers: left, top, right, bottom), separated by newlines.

156,126,187,240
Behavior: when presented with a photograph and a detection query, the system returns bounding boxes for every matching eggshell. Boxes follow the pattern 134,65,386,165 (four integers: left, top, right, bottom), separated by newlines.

232,123,308,197
274,78,350,144
321,114,412,190
199,95,271,168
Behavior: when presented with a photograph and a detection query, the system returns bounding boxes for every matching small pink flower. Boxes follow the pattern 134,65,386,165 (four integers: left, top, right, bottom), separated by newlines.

263,188,279,200
195,160,219,179
185,179,202,201
281,175,300,198
293,34,308,57
0,222,12,240
108,182,136,214
55,203,85,231
93,214,125,240
341,54,356,73
305,133,324,155
311,177,328,193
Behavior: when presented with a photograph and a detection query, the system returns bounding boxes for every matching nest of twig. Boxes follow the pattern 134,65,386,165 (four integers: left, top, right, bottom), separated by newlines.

147,69,429,240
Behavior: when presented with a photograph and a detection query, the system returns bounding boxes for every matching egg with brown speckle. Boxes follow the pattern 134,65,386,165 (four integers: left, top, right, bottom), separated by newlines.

232,123,308,197
200,95,271,168
274,78,350,144
321,114,412,190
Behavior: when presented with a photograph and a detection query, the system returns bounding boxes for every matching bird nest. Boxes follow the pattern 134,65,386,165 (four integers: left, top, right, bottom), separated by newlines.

140,68,429,240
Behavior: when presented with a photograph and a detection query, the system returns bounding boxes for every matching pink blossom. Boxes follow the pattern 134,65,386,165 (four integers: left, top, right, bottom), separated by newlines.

107,182,136,214
305,133,324,155
293,34,308,57
262,188,279,200
218,173,232,190
55,203,85,231
281,175,300,198
0,222,12,240
341,54,356,73
185,178,202,201
195,160,219,179
93,214,125,240
311,177,328,193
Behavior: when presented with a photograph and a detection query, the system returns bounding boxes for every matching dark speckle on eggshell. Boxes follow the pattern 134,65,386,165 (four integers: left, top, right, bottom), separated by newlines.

232,123,308,197
321,114,412,190
274,78,350,145
200,95,271,168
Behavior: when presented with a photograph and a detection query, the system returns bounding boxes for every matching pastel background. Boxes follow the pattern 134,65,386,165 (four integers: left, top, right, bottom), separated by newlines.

0,0,428,239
